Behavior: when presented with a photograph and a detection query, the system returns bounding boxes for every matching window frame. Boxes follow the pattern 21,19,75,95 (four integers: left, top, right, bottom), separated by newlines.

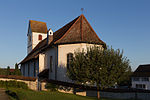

132,77,140,81
67,53,73,69
141,77,149,81
136,84,146,89
38,35,42,40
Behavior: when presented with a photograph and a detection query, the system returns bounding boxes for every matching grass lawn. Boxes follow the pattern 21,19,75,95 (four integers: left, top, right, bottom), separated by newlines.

7,88,97,100
6,88,134,100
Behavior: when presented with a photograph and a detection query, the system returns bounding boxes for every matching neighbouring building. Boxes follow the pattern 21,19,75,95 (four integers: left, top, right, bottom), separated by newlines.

20,14,106,83
132,64,150,90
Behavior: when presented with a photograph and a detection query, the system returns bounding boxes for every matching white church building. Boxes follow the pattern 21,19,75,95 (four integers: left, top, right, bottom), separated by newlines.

20,14,106,83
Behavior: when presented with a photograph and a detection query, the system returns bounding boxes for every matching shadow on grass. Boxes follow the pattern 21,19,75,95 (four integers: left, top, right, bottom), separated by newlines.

5,90,19,100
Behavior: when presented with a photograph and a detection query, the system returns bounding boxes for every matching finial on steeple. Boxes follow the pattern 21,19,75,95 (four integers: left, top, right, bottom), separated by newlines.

81,8,84,14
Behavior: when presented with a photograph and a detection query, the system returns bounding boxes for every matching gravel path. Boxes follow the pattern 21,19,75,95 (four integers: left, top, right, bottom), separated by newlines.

0,88,10,100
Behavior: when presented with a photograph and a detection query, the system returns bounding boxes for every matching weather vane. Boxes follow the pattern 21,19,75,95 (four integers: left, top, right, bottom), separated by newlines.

81,8,84,14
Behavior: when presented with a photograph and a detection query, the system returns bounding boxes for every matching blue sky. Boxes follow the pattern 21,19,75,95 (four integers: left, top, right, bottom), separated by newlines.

0,0,150,70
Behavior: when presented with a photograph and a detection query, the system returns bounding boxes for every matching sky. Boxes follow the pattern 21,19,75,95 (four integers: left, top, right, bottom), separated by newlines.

0,0,150,70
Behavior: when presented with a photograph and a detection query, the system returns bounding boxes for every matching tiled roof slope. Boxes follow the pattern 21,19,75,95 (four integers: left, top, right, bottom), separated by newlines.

20,38,47,64
55,14,105,44
29,20,47,33
20,15,105,64
132,64,150,77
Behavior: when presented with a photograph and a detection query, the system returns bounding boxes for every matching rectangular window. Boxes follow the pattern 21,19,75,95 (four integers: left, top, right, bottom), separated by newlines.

67,53,73,69
28,62,30,76
141,77,149,81
132,77,140,81
38,35,42,40
50,56,53,72
33,61,36,77
136,84,146,89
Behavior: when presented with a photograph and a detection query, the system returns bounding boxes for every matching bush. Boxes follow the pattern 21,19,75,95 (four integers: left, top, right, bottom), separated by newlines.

45,83,58,91
0,80,28,89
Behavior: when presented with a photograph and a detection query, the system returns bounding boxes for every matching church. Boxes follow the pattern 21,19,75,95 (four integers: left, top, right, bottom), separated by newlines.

20,14,106,83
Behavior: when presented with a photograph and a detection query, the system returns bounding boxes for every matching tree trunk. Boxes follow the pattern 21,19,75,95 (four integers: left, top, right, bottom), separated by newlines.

97,86,100,99
97,90,100,99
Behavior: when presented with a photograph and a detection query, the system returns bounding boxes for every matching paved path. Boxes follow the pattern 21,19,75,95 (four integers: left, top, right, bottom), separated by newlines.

0,88,10,100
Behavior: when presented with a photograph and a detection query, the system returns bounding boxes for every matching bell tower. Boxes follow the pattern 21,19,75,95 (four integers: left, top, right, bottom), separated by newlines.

27,20,48,54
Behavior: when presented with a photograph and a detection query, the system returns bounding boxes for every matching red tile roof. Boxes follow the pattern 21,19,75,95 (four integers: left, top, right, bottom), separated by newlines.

20,15,106,64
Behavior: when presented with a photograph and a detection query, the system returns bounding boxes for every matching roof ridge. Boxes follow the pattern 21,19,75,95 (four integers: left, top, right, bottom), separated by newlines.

29,20,47,24
81,15,83,41
82,15,105,44
29,20,47,33
54,15,81,44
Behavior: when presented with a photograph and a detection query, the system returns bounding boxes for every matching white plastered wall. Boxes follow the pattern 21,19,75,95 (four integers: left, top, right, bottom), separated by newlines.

57,43,103,83
32,32,47,49
27,31,47,54
39,54,46,73
44,47,57,80
132,77,150,90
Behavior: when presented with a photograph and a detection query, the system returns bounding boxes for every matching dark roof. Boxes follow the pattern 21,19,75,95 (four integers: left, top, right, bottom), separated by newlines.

20,38,47,64
38,69,49,79
29,20,47,33
20,14,106,64
132,64,150,77
54,14,105,45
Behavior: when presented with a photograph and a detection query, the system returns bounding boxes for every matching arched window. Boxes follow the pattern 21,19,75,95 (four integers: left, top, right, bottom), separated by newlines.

67,53,73,69
38,35,42,40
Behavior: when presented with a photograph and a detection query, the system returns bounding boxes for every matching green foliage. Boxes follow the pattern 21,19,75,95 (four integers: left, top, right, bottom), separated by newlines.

7,66,10,75
13,63,22,76
45,83,58,91
7,88,98,100
0,68,8,75
67,46,131,89
7,88,134,100
0,80,28,89
0,63,22,76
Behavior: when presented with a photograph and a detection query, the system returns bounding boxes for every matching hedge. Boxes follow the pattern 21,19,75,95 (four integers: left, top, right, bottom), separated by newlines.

0,80,28,89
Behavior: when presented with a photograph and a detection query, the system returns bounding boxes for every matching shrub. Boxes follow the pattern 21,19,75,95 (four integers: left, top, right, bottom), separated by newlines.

45,83,58,91
0,80,28,89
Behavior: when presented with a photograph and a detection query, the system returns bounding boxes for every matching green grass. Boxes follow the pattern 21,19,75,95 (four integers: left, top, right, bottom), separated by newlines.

7,88,98,100
6,88,135,100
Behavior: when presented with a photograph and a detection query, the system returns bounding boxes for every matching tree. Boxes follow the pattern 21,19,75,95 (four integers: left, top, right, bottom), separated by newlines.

67,46,131,99
14,63,22,76
6,66,10,75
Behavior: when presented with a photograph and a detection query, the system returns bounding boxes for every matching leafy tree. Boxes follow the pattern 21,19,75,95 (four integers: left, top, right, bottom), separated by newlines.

14,63,22,76
15,63,19,69
67,46,131,99
6,66,10,75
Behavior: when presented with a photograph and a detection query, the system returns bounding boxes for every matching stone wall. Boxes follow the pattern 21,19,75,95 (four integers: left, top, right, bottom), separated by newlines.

0,78,46,91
